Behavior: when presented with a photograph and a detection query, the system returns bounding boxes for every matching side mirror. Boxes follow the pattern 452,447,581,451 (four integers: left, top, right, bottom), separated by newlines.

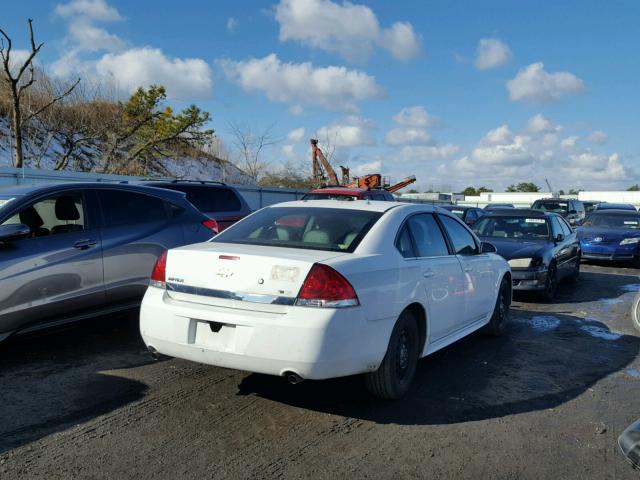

481,241,497,253
619,418,640,469
0,223,31,243
555,233,565,243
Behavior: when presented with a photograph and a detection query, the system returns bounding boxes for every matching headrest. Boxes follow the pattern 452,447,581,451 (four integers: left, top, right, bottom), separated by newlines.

19,206,44,228
55,196,80,221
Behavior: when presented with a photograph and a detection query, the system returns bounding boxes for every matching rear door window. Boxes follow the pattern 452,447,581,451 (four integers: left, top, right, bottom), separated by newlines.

439,215,478,255
98,190,169,227
395,225,415,258
406,214,449,257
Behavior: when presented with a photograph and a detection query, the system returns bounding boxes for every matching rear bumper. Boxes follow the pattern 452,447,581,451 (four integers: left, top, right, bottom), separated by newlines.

139,287,393,380
511,268,548,291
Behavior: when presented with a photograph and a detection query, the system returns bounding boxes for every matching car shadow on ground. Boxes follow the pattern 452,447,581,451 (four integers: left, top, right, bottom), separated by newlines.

0,312,154,454
237,310,640,426
515,269,640,304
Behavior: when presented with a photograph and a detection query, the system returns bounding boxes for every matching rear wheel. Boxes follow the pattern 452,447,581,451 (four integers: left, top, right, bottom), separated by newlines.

482,278,510,336
365,311,419,400
540,263,558,302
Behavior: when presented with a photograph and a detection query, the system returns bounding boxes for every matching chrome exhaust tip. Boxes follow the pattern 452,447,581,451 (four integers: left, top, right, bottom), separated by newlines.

284,371,304,385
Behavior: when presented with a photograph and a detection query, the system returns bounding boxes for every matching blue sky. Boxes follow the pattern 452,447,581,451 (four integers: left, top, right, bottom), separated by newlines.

3,0,639,191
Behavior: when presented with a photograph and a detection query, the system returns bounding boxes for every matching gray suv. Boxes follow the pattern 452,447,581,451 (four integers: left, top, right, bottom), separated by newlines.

0,183,218,341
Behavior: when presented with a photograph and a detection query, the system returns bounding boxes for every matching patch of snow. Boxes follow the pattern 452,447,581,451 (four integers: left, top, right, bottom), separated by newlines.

522,315,561,332
580,325,623,341
625,368,640,379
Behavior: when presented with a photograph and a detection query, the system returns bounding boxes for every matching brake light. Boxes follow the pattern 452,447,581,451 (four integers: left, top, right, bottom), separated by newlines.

202,218,219,234
150,251,167,288
296,264,359,308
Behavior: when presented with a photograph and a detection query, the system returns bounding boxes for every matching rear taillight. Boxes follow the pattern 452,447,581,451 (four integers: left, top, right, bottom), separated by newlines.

202,218,219,234
150,251,167,288
296,264,359,308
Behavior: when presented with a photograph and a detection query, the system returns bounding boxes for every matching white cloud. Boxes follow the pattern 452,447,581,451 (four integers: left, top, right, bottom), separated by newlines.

227,17,238,32
55,0,122,21
316,115,375,147
475,38,512,70
481,125,513,146
274,0,422,63
352,160,382,176
96,47,213,98
282,144,295,158
560,135,579,149
288,104,304,116
587,130,608,144
526,114,561,134
506,62,585,103
67,17,124,51
287,127,305,142
563,153,626,181
385,106,439,146
220,53,384,111
400,144,459,160
392,106,437,128
386,128,430,146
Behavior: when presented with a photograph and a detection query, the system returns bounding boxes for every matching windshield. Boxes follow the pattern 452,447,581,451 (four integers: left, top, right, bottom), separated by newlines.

211,207,382,253
302,193,359,201
473,216,550,240
532,201,568,213
582,214,640,229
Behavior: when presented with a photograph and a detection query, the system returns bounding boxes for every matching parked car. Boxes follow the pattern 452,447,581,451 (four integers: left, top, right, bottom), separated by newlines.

619,418,640,469
302,186,396,201
139,180,251,231
594,202,637,211
484,203,515,210
472,209,581,301
531,198,586,226
140,200,510,399
577,210,640,265
0,183,218,342
582,200,601,213
441,205,484,226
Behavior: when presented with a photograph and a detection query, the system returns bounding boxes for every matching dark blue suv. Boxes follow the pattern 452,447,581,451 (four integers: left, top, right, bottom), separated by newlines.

0,183,217,341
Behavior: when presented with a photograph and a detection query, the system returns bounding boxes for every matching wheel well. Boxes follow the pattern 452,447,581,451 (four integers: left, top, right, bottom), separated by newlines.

404,303,427,354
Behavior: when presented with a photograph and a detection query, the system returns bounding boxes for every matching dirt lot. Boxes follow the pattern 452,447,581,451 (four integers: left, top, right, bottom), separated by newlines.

1,263,639,479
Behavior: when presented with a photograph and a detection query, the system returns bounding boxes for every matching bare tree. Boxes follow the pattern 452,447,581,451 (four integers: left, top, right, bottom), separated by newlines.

0,19,78,168
228,122,281,181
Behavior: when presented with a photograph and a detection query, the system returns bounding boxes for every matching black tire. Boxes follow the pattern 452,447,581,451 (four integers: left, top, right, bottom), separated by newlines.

568,254,581,283
540,263,558,302
482,278,510,336
365,311,419,400
633,294,640,333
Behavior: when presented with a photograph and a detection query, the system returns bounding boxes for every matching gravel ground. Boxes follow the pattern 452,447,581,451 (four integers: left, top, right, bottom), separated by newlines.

1,263,639,479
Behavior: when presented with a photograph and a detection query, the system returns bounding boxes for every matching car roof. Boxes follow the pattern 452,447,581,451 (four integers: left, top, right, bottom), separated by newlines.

481,208,550,217
596,203,635,209
309,187,372,194
0,182,187,201
589,209,639,215
270,199,413,213
441,205,472,211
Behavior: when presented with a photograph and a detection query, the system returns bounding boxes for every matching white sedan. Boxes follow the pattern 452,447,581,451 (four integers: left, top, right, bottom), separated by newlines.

140,200,511,399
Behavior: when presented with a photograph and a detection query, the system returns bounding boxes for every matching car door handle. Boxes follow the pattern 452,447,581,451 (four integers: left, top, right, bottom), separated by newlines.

73,239,97,250
423,269,435,278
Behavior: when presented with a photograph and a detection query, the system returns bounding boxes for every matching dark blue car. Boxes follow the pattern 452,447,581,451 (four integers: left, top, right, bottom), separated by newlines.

0,182,218,341
577,209,640,266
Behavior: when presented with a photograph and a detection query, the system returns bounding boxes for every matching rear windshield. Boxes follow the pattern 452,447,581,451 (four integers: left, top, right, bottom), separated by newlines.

302,193,359,200
211,207,382,253
473,216,550,240
157,185,242,212
532,201,568,213
582,214,640,229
